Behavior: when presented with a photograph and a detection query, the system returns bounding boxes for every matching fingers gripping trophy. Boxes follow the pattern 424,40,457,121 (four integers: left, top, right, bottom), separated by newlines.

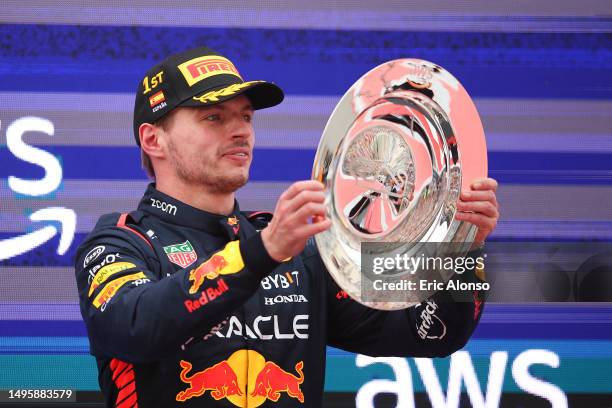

312,59,488,310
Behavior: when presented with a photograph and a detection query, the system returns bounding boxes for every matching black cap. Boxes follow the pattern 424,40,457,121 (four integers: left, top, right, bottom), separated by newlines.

133,46,284,146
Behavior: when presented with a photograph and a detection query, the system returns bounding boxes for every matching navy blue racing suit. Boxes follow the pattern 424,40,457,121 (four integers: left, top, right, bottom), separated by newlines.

75,184,486,407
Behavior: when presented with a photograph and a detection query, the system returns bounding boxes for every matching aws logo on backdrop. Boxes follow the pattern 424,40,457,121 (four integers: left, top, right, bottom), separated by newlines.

0,117,76,261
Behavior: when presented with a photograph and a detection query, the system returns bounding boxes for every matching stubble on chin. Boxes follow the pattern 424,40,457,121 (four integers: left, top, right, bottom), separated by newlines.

168,139,249,193
173,156,248,193
206,172,248,194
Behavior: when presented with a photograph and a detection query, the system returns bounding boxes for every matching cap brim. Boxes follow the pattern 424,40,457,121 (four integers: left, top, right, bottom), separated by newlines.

180,80,284,110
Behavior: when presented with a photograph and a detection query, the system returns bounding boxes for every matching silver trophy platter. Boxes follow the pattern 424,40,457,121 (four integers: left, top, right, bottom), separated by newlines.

312,59,487,310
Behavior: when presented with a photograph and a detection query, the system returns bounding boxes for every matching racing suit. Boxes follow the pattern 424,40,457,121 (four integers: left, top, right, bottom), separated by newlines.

75,184,486,408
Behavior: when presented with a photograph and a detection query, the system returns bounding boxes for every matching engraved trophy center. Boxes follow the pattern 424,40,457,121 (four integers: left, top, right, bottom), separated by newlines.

338,125,415,237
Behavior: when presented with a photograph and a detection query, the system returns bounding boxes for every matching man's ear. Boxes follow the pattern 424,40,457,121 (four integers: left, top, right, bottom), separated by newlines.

139,123,165,159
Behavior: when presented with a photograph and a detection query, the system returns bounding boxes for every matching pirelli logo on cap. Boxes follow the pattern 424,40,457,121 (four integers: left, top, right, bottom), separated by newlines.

149,90,165,107
178,55,242,87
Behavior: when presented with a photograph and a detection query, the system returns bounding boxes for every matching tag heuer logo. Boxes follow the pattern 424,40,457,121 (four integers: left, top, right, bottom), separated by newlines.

163,240,197,268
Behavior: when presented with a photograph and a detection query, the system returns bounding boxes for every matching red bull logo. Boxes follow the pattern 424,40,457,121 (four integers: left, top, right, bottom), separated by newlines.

184,278,229,313
251,360,305,403
176,360,242,402
176,350,305,407
188,255,228,294
227,216,240,234
187,241,244,294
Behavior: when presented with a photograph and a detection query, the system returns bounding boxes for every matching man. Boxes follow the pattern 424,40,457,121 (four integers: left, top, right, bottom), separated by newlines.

75,46,499,408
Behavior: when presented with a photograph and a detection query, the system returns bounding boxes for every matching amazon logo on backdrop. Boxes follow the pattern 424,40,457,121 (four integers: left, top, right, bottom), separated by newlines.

0,117,76,261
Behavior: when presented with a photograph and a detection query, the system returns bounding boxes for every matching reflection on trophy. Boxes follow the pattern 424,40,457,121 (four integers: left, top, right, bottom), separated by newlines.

312,59,488,310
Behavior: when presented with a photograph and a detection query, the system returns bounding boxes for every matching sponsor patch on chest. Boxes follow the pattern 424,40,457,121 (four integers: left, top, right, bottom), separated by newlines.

164,240,197,268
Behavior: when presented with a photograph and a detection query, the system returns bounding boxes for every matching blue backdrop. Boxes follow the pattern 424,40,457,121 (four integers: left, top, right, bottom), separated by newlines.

0,1,611,407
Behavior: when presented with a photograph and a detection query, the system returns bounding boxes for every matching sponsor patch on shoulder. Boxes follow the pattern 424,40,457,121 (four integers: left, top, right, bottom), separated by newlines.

83,245,105,268
88,262,136,296
92,271,148,310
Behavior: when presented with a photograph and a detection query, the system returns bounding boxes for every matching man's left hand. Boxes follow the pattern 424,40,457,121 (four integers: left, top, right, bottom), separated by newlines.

455,177,499,247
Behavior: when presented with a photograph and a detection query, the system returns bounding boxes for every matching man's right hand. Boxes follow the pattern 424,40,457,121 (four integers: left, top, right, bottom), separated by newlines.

261,180,332,262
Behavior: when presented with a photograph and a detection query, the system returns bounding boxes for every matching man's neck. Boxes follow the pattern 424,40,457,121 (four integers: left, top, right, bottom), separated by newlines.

154,178,235,216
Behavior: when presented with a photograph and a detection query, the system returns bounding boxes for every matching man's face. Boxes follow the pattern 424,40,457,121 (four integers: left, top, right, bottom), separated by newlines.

161,95,255,193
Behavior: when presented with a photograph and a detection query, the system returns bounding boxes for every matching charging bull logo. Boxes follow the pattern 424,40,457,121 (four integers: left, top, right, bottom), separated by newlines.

187,241,244,294
176,350,305,406
176,360,242,402
227,216,240,234
251,361,305,403
188,255,228,294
